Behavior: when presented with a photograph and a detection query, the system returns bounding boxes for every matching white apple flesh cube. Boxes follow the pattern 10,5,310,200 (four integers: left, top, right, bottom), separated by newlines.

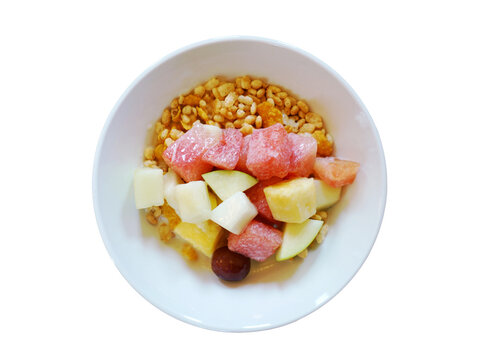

202,170,258,200
175,181,212,224
210,191,258,235
134,167,164,209
276,219,324,261
163,170,183,212
314,179,342,210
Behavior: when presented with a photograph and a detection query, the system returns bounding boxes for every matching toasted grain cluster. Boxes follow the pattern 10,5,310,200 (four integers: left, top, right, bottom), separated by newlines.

142,76,335,260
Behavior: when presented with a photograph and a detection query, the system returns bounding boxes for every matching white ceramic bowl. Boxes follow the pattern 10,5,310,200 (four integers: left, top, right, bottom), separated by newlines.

93,37,387,332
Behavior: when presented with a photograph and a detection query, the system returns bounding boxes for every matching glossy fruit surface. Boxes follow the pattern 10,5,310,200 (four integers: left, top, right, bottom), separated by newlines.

211,247,251,281
313,157,360,188
162,124,222,182
235,134,251,173
287,133,317,177
245,177,282,222
203,128,243,170
246,124,290,180
227,220,283,262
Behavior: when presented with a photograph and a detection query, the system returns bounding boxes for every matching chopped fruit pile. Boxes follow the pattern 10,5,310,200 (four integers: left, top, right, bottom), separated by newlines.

134,76,360,282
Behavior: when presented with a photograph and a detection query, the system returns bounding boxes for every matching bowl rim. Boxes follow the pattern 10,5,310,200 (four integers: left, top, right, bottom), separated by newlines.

92,35,387,332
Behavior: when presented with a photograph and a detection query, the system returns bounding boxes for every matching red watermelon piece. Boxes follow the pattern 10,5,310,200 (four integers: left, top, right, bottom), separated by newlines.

202,128,243,170
228,220,283,262
287,133,317,177
246,123,291,180
162,124,222,182
313,157,360,188
245,177,282,222
234,134,251,173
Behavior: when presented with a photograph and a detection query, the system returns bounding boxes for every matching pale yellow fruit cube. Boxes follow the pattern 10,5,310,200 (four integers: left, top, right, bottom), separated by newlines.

264,178,316,223
173,221,223,257
134,167,164,209
210,191,258,235
175,181,211,223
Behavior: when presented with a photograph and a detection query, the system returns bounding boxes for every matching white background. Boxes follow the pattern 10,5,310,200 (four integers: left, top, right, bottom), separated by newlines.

1,1,477,359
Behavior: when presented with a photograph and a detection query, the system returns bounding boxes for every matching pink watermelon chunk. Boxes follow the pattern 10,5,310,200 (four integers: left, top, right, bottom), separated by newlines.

246,123,291,180
287,133,318,177
245,177,282,222
234,134,251,173
162,124,222,182
313,157,360,188
228,220,283,262
202,128,243,170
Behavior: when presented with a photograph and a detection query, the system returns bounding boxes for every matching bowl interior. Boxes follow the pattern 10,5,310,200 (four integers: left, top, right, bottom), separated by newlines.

93,38,386,332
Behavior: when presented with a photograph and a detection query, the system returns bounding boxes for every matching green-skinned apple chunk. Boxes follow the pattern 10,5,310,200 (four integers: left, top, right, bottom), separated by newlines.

276,219,324,261
314,179,341,210
202,170,258,201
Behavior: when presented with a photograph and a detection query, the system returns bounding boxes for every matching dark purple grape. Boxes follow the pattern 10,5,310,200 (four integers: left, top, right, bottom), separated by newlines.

211,247,251,282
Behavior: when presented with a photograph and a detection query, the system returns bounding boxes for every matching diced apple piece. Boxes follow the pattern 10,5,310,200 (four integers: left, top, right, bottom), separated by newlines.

276,219,324,261
202,170,258,200
210,192,258,235
174,221,223,257
314,179,341,210
134,167,164,209
175,181,212,223
163,170,183,212
263,177,316,223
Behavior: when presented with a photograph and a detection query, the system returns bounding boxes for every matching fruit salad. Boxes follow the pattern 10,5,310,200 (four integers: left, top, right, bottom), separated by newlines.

134,76,360,282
